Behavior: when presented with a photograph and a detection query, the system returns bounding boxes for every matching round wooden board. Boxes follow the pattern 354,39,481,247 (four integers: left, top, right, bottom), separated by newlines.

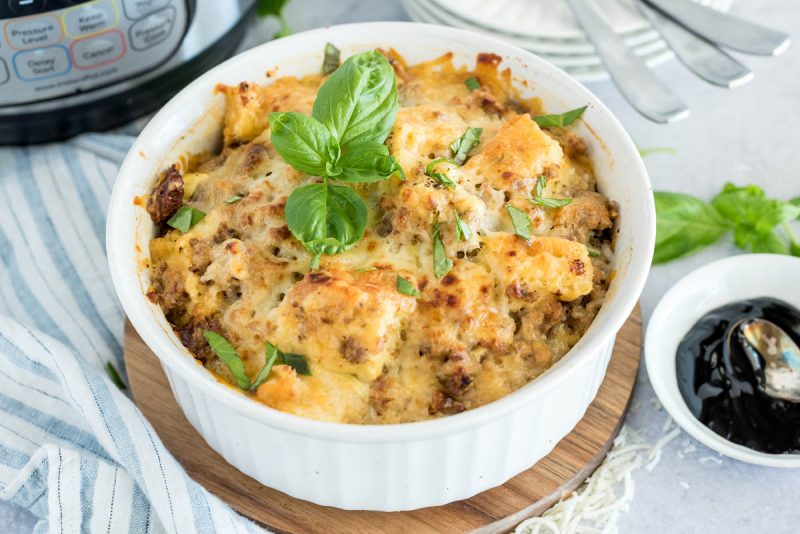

124,305,640,534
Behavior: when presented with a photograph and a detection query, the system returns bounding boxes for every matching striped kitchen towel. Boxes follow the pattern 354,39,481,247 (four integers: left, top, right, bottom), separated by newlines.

0,135,265,533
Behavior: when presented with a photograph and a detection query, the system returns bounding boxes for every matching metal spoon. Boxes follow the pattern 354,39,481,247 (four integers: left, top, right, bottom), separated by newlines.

643,0,791,57
636,0,753,89
564,0,689,123
739,318,800,403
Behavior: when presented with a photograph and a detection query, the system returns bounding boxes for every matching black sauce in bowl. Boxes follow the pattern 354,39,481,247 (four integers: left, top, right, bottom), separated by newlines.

676,297,800,454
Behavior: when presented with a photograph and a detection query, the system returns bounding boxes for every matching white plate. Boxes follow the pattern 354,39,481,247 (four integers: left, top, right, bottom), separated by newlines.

430,0,732,41
645,254,800,468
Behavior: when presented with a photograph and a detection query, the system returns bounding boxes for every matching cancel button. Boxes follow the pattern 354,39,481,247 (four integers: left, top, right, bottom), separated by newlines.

71,30,125,69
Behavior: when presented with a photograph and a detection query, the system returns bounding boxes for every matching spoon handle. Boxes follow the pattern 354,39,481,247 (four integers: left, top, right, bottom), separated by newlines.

636,0,753,88
565,0,689,123
643,0,791,56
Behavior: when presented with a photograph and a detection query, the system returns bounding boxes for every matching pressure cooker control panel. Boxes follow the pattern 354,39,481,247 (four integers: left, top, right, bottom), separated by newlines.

0,0,188,106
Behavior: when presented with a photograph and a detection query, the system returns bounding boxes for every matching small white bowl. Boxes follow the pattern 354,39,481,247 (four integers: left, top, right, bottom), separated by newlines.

108,22,655,510
646,254,800,468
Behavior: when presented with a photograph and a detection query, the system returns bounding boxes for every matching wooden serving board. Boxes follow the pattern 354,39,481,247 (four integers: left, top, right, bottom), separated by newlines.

124,305,640,534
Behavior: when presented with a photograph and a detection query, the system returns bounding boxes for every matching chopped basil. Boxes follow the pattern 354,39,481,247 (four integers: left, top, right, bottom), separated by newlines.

278,352,312,375
450,127,483,165
105,362,126,390
465,77,480,91
587,246,601,258
454,211,473,241
224,195,243,204
355,266,377,272
506,205,531,240
167,205,205,233
533,106,587,128
322,42,341,75
530,176,573,208
530,196,573,208
250,342,280,391
396,275,420,297
425,158,457,190
204,331,250,390
432,220,453,278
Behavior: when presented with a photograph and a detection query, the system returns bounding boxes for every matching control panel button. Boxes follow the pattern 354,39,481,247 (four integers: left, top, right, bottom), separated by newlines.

64,0,118,38
122,0,170,20
71,29,124,69
7,0,47,17
13,45,71,80
0,59,9,85
4,15,62,50
128,5,173,51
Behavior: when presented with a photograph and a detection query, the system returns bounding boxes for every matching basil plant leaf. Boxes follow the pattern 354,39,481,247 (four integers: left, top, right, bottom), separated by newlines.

750,230,789,255
167,205,205,233
450,127,483,165
251,342,280,391
533,105,587,128
322,42,341,75
277,353,312,375
269,112,339,176
285,182,368,259
312,50,398,150
257,0,288,16
712,183,800,250
396,275,420,297
654,192,729,264
506,205,531,240
530,197,572,209
454,211,473,241
204,331,250,390
337,141,404,182
432,220,453,278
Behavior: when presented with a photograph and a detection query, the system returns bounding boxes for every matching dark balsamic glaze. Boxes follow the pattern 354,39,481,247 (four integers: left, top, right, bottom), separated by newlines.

676,297,800,454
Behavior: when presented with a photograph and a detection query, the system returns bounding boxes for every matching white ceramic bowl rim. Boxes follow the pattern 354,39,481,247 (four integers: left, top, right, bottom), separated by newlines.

645,254,800,467
108,21,654,443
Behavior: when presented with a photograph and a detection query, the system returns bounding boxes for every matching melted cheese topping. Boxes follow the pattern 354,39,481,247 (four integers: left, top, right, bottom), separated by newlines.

147,50,616,424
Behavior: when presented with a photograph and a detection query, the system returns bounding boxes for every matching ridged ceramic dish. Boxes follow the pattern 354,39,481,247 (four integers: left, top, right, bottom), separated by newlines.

107,22,655,511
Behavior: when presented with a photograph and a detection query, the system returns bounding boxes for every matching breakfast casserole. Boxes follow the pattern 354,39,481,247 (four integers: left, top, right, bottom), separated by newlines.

144,47,617,424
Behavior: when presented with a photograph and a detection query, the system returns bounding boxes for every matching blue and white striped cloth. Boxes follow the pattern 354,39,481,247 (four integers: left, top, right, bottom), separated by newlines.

0,135,265,533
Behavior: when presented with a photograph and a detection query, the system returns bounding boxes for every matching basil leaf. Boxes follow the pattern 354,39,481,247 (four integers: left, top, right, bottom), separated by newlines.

791,197,800,212
251,342,280,391
791,241,800,257
530,197,573,209
224,195,243,204
465,77,480,91
322,42,341,75
432,220,453,278
258,0,288,16
450,127,483,165
533,106,587,128
277,352,312,375
654,192,729,264
269,112,339,176
396,275,420,297
204,331,251,390
167,205,205,233
454,211,473,241
751,230,789,254
355,266,377,272
430,173,456,190
587,246,601,258
285,182,368,259
337,141,404,182
506,205,531,240
105,362,126,390
312,50,398,150
638,146,676,158
535,176,546,198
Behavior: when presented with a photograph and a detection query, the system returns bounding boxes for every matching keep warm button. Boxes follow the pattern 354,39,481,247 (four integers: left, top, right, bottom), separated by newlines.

71,30,125,69
13,46,71,80
129,6,175,51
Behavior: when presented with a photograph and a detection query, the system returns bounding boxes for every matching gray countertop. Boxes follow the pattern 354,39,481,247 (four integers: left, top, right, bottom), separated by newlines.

2,1,798,532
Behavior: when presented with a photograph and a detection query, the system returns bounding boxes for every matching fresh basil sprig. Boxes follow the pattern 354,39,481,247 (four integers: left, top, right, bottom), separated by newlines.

454,211,473,241
506,205,531,240
529,176,572,209
425,158,457,190
654,183,800,263
533,106,587,128
167,205,205,233
271,50,403,267
432,219,453,278
251,342,281,391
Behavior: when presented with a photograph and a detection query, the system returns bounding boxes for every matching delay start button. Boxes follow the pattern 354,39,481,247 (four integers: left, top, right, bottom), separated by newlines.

71,29,125,69
129,5,174,50
4,15,63,50
13,45,71,80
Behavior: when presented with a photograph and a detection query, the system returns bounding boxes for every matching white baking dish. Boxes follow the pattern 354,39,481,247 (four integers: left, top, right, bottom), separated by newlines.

107,22,654,511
